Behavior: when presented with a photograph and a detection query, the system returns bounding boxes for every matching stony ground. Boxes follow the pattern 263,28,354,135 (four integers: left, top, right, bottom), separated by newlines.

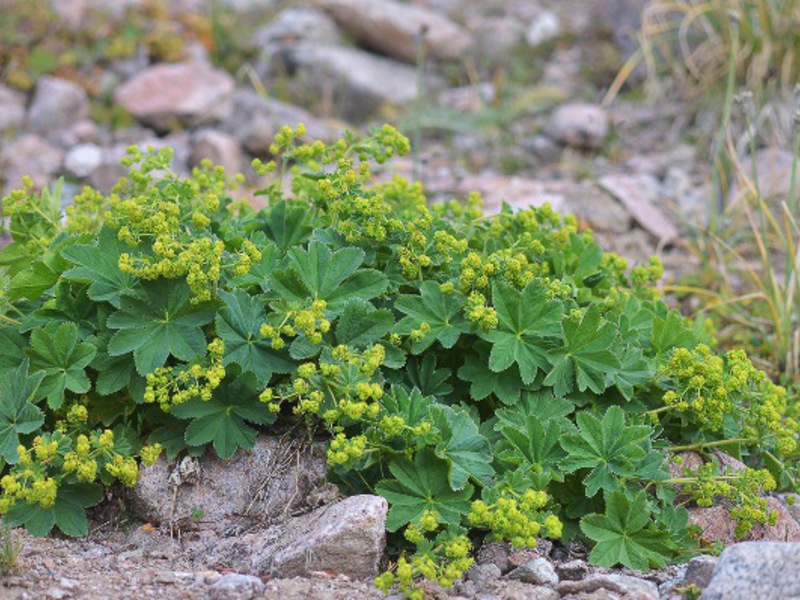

2,0,800,598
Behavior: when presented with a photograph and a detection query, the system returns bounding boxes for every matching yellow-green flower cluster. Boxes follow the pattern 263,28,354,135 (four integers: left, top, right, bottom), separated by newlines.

107,146,255,302
65,186,109,234
468,489,562,548
680,462,777,538
327,433,368,466
465,291,499,329
0,427,160,516
375,532,473,597
144,338,226,410
660,344,798,454
260,299,330,348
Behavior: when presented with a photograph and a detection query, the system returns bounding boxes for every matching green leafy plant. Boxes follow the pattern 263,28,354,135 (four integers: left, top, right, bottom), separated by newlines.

1,125,799,597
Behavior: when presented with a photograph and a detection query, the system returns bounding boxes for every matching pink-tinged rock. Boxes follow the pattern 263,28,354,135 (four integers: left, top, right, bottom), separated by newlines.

599,173,679,242
1,134,64,194
0,85,26,134
317,0,471,63
688,497,800,546
27,76,90,136
190,130,243,176
114,62,234,132
670,452,800,545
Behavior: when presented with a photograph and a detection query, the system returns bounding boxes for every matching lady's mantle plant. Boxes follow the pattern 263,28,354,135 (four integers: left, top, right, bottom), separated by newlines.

1,125,799,596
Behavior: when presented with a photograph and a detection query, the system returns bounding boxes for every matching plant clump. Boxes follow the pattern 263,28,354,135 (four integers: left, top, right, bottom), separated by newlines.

1,125,799,597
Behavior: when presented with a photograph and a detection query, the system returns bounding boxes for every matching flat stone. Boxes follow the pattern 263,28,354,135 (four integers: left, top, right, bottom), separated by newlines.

599,173,679,242
208,573,265,600
27,76,90,136
557,573,659,599
485,580,560,600
208,494,387,579
271,44,425,122
115,62,234,132
546,102,610,150
702,542,800,600
317,0,471,63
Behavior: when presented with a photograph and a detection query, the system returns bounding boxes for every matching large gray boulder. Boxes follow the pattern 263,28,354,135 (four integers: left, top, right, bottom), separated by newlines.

701,542,800,600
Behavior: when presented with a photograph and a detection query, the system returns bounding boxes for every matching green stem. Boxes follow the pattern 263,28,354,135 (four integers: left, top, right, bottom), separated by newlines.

0,314,20,326
669,437,754,452
645,405,674,416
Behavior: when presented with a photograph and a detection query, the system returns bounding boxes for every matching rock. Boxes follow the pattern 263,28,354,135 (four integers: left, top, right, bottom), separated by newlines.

476,540,512,573
505,557,559,586
221,90,343,156
262,576,383,599
1,134,64,193
669,452,800,545
208,573,265,600
701,542,800,600
317,0,471,63
456,174,568,215
114,62,234,132
624,145,697,177
52,120,102,148
27,76,90,136
682,555,718,590
0,85,26,135
64,144,103,179
208,494,387,579
485,580,560,600
557,573,659,599
525,12,561,47
562,182,632,233
271,44,425,122
688,497,800,546
466,563,502,590
598,174,679,242
190,130,243,175
730,147,798,207
250,7,341,50
546,102,610,150
468,16,525,63
554,559,589,581
131,435,329,533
